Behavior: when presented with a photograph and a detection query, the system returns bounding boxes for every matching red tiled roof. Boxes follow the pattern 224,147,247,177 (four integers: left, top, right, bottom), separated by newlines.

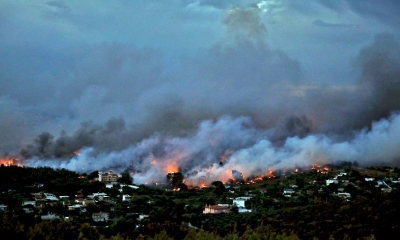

207,205,229,210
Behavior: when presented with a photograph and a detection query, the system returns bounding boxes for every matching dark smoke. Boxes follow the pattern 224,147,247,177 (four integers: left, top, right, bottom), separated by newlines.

357,34,400,125
4,5,400,185
231,170,244,182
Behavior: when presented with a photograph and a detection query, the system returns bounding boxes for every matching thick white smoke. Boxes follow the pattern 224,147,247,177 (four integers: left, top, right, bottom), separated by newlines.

26,112,400,185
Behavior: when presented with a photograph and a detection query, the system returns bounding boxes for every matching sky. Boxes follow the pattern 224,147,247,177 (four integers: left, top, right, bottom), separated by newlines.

1,1,400,184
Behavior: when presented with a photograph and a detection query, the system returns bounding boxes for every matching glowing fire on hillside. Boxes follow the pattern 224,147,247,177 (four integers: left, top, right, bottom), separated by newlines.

165,164,178,174
311,164,329,174
0,157,20,167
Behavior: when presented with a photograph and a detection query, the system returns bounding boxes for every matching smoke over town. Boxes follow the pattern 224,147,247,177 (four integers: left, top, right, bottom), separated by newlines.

1,1,400,184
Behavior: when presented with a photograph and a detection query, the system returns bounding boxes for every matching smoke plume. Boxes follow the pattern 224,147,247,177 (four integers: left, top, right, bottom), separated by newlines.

2,4,400,185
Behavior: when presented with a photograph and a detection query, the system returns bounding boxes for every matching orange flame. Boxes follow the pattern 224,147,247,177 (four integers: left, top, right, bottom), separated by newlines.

266,169,275,178
0,158,21,167
165,163,178,173
311,163,329,174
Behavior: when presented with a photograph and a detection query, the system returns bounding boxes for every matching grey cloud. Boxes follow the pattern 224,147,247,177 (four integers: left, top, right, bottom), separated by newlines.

315,0,400,27
223,6,267,42
46,0,70,10
197,0,248,9
315,0,347,12
313,19,357,28
0,97,31,155
356,33,400,124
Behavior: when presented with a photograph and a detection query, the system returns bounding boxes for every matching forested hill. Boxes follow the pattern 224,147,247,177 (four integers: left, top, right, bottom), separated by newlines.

1,165,400,239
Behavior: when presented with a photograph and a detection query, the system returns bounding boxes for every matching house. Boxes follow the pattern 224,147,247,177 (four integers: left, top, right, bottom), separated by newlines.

122,195,132,202
98,170,119,184
22,201,36,206
233,198,245,208
92,192,107,198
233,197,251,208
82,199,95,206
41,213,59,220
68,205,82,211
120,184,139,189
335,173,348,179
92,212,109,222
98,195,110,202
337,192,351,199
0,204,7,211
382,188,392,193
203,205,230,214
326,179,339,186
75,191,85,203
137,214,149,221
44,193,59,201
283,188,295,195
32,193,45,200
22,207,34,213
238,207,252,213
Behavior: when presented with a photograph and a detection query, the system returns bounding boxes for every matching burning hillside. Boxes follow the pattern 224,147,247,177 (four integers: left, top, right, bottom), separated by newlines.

14,112,400,186
0,157,20,167
2,2,400,191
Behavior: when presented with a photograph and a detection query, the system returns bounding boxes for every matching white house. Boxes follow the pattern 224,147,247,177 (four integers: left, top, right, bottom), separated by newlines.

326,179,339,186
22,201,36,206
0,204,7,211
41,213,59,220
122,195,132,202
233,197,251,208
337,192,351,199
138,214,149,220
120,184,139,189
335,173,347,179
92,212,109,222
283,189,295,195
92,192,107,197
238,207,252,213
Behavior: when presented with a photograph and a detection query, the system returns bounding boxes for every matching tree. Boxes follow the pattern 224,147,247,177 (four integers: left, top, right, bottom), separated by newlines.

166,172,183,189
118,172,133,185
87,171,99,180
78,223,101,240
